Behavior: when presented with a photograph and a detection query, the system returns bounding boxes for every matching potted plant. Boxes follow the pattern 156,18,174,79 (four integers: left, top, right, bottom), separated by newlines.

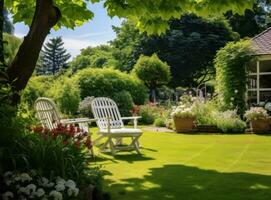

171,105,196,132
244,107,270,132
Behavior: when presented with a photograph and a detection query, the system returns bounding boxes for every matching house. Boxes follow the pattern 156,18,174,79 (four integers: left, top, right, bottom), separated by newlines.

249,28,271,105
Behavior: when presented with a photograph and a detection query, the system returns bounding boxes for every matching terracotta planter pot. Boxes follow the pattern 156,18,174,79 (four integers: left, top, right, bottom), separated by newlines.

173,117,195,133
250,119,270,132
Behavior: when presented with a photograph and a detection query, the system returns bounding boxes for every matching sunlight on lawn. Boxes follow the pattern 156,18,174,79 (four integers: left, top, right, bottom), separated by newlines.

91,128,271,200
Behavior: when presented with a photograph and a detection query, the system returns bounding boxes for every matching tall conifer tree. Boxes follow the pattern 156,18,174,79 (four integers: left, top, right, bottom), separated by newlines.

40,37,71,75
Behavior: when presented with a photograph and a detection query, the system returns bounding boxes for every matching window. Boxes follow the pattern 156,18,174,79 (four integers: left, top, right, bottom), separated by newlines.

248,59,271,104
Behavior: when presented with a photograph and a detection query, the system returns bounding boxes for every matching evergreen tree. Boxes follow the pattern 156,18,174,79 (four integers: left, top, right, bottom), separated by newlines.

40,37,71,75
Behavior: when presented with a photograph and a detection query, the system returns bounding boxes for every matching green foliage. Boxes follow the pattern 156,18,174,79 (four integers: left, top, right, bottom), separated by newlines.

22,76,54,106
6,0,253,35
133,15,239,87
132,54,171,90
49,78,80,115
193,101,246,133
75,68,148,108
3,33,21,65
138,104,165,125
193,101,218,126
22,76,80,115
70,45,118,72
112,91,134,117
226,0,271,38
39,37,71,75
154,117,166,127
215,40,254,115
214,110,247,133
111,21,142,72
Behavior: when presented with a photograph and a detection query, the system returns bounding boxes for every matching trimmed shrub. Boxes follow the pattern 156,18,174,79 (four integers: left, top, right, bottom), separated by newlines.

74,68,148,115
154,117,166,127
132,54,171,101
112,91,134,117
215,40,254,115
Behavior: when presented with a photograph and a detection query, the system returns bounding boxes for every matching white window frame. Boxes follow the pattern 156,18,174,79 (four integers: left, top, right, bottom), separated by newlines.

248,56,271,104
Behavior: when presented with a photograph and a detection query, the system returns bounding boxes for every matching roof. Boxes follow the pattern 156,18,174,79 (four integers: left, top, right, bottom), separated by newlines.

252,27,271,55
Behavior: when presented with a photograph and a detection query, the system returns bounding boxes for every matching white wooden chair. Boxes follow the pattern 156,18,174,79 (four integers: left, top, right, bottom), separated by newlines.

34,97,95,154
91,97,142,155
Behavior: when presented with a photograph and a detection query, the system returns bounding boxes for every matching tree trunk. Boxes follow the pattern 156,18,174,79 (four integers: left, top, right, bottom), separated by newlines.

7,0,61,104
150,88,156,103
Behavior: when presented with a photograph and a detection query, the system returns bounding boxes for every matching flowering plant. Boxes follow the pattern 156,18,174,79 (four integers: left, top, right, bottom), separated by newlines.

170,106,196,118
130,105,140,116
244,107,269,121
171,94,196,118
32,123,92,150
1,170,79,200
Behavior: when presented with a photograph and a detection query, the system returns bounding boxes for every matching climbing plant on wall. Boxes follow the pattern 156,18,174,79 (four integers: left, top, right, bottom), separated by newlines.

215,40,254,115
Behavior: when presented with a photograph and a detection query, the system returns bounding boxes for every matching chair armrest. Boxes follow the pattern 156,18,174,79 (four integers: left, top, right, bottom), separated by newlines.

121,116,142,120
121,116,141,128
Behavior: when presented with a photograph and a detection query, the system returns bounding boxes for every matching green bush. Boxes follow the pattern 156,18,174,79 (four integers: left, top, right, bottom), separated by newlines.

138,104,165,124
74,68,148,115
154,117,166,127
22,76,54,106
132,54,171,101
214,110,246,133
112,91,134,117
47,77,80,115
215,40,254,115
193,101,246,133
193,101,217,126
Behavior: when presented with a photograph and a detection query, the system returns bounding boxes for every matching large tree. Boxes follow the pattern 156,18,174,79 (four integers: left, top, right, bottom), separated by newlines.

39,36,70,75
135,15,239,87
2,0,254,103
225,0,271,38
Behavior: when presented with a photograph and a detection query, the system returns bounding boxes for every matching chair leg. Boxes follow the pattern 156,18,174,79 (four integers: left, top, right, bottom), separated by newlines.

100,138,110,152
109,138,116,156
131,136,141,154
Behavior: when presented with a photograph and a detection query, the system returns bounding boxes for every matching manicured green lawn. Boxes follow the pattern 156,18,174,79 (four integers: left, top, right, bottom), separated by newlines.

91,128,271,200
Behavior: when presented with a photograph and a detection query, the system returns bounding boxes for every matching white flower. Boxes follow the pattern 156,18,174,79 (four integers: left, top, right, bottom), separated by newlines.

65,179,76,188
73,188,79,196
2,191,14,200
38,177,54,187
25,184,37,195
35,188,45,197
67,187,79,197
5,180,12,186
230,97,234,101
4,171,12,177
18,187,27,194
234,89,238,93
55,183,65,191
67,188,73,196
56,177,65,185
49,190,63,200
20,173,32,182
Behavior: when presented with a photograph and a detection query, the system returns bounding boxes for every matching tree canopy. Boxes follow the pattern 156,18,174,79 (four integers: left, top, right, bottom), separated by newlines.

2,0,255,104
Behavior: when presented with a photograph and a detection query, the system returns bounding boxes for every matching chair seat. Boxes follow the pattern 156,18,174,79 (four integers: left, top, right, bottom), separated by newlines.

99,128,142,135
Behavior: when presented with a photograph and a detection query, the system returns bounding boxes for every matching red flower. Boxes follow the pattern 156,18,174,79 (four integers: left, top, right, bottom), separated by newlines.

75,140,81,148
84,136,93,149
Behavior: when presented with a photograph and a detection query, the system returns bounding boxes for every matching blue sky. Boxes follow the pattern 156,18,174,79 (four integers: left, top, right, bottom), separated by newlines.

14,2,122,58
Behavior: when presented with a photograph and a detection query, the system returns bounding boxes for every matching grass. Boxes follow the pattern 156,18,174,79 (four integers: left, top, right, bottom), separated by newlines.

91,127,271,200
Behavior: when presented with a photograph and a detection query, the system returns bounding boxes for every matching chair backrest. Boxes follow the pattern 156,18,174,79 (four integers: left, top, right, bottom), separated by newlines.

91,97,124,130
34,97,61,130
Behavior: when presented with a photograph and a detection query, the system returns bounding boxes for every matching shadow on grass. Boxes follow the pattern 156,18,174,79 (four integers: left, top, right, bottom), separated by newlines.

105,164,271,200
